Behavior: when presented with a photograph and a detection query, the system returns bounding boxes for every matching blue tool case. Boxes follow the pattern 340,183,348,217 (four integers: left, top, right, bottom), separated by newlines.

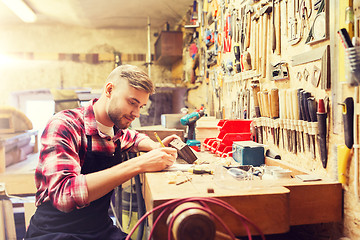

232,141,265,166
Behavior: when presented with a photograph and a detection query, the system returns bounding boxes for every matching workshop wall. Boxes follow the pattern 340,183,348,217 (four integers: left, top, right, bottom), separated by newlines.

183,0,336,178
0,23,174,105
179,0,360,239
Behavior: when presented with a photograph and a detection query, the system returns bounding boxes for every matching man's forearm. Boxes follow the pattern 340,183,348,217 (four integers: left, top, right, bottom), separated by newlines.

86,157,143,202
137,137,160,152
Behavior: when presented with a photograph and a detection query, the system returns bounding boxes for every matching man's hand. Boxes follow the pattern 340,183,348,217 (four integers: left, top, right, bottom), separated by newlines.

137,134,183,151
136,147,177,172
86,147,177,203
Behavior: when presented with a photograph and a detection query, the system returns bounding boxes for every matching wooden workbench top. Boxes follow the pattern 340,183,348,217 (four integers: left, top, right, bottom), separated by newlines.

143,151,342,239
145,171,290,200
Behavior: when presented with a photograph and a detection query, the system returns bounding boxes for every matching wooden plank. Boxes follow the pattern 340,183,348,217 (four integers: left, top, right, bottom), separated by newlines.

0,130,38,173
0,201,5,240
0,145,4,174
3,199,16,239
265,157,310,176
0,173,36,195
286,184,342,225
265,157,343,225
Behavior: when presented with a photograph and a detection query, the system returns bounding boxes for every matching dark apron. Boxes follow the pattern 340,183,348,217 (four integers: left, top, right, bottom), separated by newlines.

25,136,128,240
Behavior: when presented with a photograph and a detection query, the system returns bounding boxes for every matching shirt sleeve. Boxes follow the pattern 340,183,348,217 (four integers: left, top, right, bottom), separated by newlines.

36,116,89,213
120,129,149,152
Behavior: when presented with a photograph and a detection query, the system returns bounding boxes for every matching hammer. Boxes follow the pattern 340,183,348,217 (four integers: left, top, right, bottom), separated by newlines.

259,5,273,78
245,5,254,49
251,13,260,73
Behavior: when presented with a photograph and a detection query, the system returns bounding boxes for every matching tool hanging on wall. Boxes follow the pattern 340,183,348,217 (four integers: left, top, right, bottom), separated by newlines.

340,98,354,150
317,98,327,168
233,7,245,73
260,5,273,78
251,83,261,118
289,0,302,45
270,61,289,81
354,87,360,201
269,88,280,119
314,0,322,9
205,29,215,47
320,45,331,89
252,12,260,74
279,90,287,149
288,90,298,153
240,6,246,56
223,13,232,52
307,96,317,159
272,0,276,53
232,8,239,43
207,50,217,68
245,5,254,50
338,97,354,185
310,65,321,87
305,0,326,44
299,0,312,35
242,51,252,70
274,0,282,55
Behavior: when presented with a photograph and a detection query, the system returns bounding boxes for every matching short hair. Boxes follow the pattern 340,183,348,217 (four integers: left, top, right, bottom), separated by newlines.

106,65,155,94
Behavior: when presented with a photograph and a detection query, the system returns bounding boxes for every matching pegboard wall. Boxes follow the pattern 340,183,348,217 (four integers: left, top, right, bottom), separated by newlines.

184,0,332,173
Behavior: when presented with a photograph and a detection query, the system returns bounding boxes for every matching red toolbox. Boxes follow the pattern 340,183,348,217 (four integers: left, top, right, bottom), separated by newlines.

203,119,252,157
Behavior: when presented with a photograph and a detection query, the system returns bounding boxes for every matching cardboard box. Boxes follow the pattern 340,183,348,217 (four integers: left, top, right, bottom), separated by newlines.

160,114,186,130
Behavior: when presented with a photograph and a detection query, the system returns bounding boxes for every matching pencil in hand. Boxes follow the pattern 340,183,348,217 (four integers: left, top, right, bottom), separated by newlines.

154,132,165,147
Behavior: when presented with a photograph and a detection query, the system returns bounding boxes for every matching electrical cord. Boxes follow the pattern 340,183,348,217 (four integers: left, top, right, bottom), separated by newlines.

125,197,266,240
167,206,236,240
110,200,125,232
162,199,250,240
127,178,133,230
134,174,146,240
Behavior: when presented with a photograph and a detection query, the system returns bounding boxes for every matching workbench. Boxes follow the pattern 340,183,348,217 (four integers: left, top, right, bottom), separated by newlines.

142,151,342,239
0,130,38,173
0,146,38,239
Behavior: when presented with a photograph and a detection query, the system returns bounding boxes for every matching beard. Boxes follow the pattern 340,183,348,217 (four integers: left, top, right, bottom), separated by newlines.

108,108,134,129
109,113,134,129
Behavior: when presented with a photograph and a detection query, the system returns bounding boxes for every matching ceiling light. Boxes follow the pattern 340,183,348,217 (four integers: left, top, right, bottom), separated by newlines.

1,0,37,23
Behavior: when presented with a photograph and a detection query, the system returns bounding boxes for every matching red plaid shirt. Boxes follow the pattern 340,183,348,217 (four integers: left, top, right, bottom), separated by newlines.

34,99,148,212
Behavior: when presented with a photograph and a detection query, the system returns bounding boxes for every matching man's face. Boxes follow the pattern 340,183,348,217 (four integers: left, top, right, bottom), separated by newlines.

107,82,149,129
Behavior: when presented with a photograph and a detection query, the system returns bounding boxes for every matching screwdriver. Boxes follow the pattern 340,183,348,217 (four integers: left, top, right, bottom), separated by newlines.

317,99,327,168
188,168,214,175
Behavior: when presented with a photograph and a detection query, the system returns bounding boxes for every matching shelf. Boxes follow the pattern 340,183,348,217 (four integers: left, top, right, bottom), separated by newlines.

154,31,183,66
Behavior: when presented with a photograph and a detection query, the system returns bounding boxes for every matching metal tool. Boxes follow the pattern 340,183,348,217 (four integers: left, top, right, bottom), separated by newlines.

307,96,317,159
270,61,289,80
305,0,326,44
289,0,302,45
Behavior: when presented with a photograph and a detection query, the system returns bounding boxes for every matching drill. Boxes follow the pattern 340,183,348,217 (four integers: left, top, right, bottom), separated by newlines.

180,108,205,150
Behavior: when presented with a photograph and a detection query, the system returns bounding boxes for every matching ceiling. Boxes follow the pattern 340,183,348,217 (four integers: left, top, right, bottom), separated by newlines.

0,0,194,30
